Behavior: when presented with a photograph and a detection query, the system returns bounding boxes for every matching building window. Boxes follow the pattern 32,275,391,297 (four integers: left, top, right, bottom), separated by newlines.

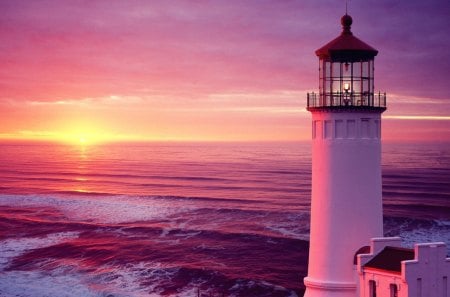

390,284,398,297
369,280,377,297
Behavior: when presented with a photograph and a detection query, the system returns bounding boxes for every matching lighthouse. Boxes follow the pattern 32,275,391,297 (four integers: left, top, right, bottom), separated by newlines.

304,14,387,297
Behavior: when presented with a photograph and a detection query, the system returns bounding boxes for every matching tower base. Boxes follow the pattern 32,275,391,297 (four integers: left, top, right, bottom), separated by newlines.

304,277,357,297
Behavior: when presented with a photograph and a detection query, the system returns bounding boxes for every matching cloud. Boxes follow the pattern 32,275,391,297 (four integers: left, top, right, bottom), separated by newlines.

384,115,450,121
25,95,143,107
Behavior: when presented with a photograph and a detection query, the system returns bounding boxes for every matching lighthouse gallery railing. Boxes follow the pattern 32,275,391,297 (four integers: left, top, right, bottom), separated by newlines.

307,92,386,109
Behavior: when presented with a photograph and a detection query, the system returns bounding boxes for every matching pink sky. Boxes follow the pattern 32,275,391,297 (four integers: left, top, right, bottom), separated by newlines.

1,0,449,143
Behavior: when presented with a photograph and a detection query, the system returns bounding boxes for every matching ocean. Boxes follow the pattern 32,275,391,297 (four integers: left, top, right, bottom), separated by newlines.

0,141,449,297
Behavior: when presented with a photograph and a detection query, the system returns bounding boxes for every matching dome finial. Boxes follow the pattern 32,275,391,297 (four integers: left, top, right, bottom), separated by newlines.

341,14,353,35
341,0,353,35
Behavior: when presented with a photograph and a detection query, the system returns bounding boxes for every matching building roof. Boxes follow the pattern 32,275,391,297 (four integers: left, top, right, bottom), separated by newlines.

315,14,378,61
364,246,415,273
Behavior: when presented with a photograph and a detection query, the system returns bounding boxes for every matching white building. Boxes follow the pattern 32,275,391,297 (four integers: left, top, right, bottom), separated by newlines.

304,14,450,297
357,237,450,297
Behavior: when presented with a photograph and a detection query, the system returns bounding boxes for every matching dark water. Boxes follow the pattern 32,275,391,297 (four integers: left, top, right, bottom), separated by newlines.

0,142,449,297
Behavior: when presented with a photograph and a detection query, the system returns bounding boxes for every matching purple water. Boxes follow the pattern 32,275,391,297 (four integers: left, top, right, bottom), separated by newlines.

0,141,449,297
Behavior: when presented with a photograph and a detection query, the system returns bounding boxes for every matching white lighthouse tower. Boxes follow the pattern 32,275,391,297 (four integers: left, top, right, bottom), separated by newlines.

304,14,387,297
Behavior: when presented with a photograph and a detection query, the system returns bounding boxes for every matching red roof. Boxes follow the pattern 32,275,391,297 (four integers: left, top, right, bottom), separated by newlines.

364,246,415,273
315,15,378,61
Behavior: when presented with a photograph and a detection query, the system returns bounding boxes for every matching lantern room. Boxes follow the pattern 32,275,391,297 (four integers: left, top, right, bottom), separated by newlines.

307,14,386,111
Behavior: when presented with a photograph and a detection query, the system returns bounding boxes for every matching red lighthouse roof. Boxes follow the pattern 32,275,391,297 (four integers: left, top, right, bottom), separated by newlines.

315,14,378,61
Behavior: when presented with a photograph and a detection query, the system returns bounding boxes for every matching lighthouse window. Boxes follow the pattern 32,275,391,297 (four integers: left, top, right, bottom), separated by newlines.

361,118,370,138
324,121,332,139
374,120,380,139
390,284,398,297
369,280,377,297
347,120,356,138
335,120,345,138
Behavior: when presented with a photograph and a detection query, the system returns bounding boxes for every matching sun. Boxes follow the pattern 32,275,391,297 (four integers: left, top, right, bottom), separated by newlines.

76,136,98,146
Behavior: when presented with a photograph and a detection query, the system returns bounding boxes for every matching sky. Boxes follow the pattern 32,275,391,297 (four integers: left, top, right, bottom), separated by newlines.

0,0,449,143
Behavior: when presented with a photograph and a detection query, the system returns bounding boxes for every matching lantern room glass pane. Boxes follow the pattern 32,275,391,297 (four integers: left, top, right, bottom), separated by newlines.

325,81,331,92
332,62,341,77
332,79,341,93
319,61,324,79
369,60,374,77
362,79,369,92
343,62,351,76
362,61,369,78
325,61,332,78
319,60,324,95
353,62,361,77
353,80,361,94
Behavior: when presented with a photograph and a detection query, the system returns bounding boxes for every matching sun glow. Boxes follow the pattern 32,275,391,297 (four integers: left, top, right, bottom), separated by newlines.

59,131,124,145
55,132,101,145
0,128,152,144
